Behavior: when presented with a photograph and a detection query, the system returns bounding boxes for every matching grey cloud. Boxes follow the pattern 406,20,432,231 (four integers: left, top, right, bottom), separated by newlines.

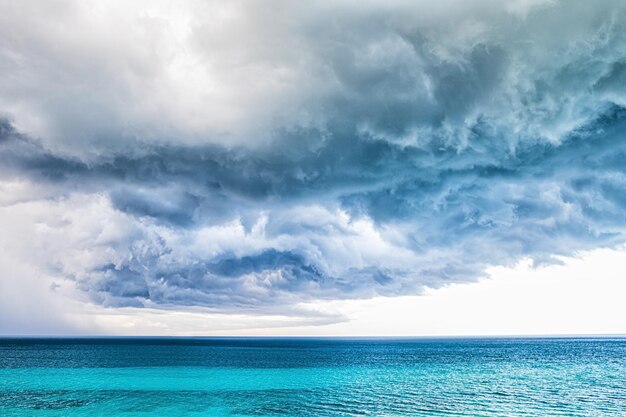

109,188,203,227
1,0,626,317
1,104,625,312
0,0,623,155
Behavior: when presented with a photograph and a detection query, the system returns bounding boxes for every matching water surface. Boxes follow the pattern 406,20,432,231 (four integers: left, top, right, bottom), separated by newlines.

1,337,624,416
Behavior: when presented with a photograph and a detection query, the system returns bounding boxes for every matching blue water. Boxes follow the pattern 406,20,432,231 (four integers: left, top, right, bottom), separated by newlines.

0,338,624,416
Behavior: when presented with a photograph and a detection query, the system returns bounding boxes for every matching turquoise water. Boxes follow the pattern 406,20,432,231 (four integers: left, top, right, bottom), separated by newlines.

0,338,624,416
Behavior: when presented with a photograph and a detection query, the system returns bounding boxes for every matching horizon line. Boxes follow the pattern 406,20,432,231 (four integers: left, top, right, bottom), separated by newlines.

2,333,625,339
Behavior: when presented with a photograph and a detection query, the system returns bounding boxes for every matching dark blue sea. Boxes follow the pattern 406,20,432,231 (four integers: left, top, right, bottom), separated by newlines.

0,337,624,416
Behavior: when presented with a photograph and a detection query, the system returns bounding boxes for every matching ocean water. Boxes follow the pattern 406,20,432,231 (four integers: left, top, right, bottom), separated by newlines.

0,338,624,416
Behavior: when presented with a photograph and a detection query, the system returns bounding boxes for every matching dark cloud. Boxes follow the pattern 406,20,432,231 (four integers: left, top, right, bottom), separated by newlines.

1,0,626,315
1,104,625,311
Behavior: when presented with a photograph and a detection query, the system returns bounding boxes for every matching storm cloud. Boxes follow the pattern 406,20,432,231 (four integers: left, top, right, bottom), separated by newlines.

0,0,625,317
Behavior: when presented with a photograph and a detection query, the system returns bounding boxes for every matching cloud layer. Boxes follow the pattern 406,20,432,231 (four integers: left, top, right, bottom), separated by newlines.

1,0,625,321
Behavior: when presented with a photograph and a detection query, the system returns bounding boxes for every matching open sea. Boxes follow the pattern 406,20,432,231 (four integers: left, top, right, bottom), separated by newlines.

0,337,624,416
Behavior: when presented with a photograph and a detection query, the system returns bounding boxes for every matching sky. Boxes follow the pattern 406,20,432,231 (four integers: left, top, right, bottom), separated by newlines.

0,0,625,336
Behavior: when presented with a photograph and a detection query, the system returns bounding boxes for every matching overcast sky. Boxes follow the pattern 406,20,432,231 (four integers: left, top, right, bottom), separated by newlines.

1,0,625,336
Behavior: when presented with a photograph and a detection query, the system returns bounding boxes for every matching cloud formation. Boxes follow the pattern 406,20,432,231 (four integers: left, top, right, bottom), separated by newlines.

1,0,625,321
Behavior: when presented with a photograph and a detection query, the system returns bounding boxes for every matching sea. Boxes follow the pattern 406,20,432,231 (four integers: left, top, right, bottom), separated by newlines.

0,337,624,416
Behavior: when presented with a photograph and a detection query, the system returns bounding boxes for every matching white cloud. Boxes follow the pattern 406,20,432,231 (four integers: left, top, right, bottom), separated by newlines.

283,247,626,336
1,0,624,157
